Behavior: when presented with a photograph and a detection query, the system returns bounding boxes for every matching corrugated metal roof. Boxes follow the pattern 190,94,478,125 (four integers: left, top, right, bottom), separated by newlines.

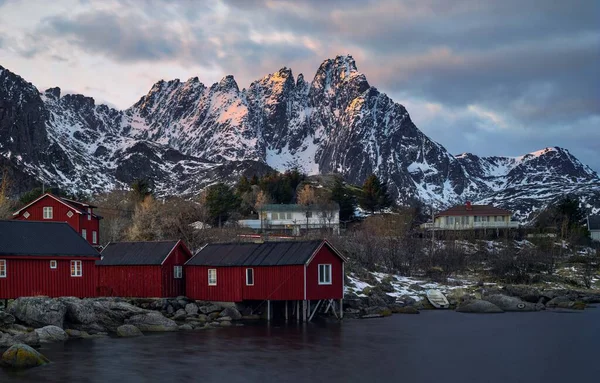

98,241,178,265
187,240,325,266
588,216,600,231
0,220,99,257
436,204,512,217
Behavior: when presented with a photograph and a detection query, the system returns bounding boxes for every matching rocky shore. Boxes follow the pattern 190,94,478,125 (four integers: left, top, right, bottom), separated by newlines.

1,296,249,354
343,282,600,318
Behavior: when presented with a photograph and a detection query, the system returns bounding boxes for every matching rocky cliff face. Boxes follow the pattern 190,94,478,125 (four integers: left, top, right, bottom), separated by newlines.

1,58,599,220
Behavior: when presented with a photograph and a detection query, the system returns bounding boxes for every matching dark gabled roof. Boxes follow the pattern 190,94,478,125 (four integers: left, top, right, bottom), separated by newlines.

588,216,600,231
186,240,343,266
97,241,180,266
436,204,512,217
0,220,99,257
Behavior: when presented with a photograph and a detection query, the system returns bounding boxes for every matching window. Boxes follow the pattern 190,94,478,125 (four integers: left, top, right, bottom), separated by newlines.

306,211,313,218
43,206,53,219
481,216,488,222
208,269,217,286
81,229,87,240
318,264,332,285
66,210,73,218
445,217,455,225
0,260,6,278
474,216,480,222
286,212,292,220
70,261,82,277
272,212,278,220
23,211,30,219
92,231,97,244
50,260,57,269
174,266,183,279
246,268,254,286
87,208,92,221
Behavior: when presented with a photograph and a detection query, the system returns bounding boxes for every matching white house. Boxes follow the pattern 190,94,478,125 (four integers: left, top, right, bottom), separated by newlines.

588,215,600,242
238,203,340,235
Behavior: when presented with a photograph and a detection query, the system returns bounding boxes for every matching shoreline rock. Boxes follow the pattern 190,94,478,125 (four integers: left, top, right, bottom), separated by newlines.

1,344,49,369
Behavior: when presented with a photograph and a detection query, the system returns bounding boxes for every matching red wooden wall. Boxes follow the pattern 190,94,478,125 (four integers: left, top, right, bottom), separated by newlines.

242,265,305,301
160,244,191,297
97,266,162,297
0,257,98,299
306,245,344,300
186,266,243,302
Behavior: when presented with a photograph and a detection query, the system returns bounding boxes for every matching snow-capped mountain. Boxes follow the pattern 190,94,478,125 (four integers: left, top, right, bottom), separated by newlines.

1,56,599,221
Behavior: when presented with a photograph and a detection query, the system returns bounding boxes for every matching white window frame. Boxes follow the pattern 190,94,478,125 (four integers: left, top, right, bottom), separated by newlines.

0,259,6,278
208,269,217,286
246,268,254,286
71,260,82,277
318,264,332,285
174,266,183,279
286,212,292,220
92,231,97,244
43,206,53,219
81,229,87,240
271,212,278,220
87,208,92,221
50,260,57,269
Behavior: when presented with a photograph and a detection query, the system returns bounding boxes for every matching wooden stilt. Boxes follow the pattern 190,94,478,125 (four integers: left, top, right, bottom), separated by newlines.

285,300,288,322
302,300,307,322
340,299,343,319
296,301,300,323
267,300,271,322
308,300,322,321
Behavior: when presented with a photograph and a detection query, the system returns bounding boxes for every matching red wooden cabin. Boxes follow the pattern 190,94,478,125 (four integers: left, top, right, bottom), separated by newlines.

185,240,346,321
0,220,100,299
97,240,192,298
13,193,102,246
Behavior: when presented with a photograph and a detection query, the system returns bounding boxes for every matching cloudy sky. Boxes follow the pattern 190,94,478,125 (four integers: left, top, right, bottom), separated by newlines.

1,0,598,171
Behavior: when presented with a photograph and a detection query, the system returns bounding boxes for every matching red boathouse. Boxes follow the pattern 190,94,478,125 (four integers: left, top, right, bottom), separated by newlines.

97,241,192,298
12,193,102,247
185,240,346,321
0,220,100,299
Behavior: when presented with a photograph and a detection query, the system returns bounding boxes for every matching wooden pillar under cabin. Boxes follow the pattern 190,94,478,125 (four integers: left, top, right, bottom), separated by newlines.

339,299,343,319
302,300,307,322
267,300,271,322
307,300,311,321
296,301,300,323
285,300,288,322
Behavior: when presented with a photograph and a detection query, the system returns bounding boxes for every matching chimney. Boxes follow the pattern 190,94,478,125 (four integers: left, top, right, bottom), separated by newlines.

466,201,472,211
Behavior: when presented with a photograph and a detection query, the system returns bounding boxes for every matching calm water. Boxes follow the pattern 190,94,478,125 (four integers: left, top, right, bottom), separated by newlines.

2,309,599,382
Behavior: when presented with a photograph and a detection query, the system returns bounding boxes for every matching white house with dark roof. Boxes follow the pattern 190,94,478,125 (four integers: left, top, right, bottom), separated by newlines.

421,202,519,230
238,203,340,235
588,215,600,242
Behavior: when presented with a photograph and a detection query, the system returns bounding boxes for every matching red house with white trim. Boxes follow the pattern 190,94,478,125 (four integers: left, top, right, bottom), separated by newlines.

96,240,193,298
185,240,346,321
12,193,102,246
0,220,100,299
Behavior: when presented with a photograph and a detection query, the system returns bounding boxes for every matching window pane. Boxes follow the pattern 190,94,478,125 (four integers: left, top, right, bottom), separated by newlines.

0,260,6,277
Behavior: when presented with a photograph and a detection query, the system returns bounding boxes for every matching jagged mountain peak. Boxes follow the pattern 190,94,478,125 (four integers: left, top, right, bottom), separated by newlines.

2,58,599,221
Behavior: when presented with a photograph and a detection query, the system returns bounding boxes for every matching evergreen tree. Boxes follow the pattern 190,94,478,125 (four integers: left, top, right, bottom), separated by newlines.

330,177,356,222
359,174,392,214
236,175,252,195
204,183,241,227
130,178,154,202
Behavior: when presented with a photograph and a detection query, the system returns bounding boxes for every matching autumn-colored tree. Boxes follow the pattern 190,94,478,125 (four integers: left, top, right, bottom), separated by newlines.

128,196,161,240
297,184,316,206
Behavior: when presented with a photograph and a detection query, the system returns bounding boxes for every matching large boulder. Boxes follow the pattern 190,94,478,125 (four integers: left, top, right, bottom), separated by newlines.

0,332,16,348
86,300,148,332
0,344,50,369
12,331,40,347
9,297,67,328
35,325,68,343
172,309,187,321
484,295,543,312
199,304,222,315
0,311,16,326
546,296,585,310
219,307,242,321
125,312,178,332
59,297,97,325
116,325,143,338
185,303,199,316
456,300,504,314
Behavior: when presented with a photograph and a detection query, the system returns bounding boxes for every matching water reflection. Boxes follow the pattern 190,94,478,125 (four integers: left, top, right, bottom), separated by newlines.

2,310,599,383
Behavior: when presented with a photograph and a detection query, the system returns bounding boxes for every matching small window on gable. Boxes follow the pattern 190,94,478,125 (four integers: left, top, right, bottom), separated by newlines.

50,260,57,269
23,211,30,219
318,264,332,285
208,269,217,286
87,208,92,221
246,268,254,286
43,206,53,219
174,266,183,279
66,210,74,218
0,260,6,278
71,260,82,277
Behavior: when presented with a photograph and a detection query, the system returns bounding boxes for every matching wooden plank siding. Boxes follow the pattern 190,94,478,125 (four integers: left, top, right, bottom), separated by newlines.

0,258,98,299
97,266,162,297
306,245,344,300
